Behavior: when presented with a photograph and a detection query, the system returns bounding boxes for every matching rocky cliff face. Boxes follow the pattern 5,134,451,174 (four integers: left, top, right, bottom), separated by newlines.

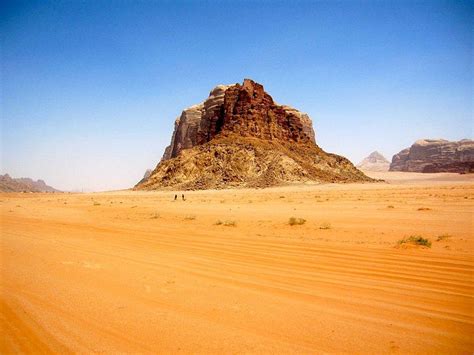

137,79,371,190
389,139,474,173
0,174,59,192
161,80,316,161
357,151,390,172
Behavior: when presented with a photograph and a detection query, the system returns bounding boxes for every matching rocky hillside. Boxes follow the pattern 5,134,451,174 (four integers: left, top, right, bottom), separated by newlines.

0,174,59,192
136,79,372,190
357,151,390,172
136,169,153,186
390,139,474,173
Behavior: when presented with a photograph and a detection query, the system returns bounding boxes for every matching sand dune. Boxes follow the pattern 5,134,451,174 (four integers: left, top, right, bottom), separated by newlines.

1,173,473,353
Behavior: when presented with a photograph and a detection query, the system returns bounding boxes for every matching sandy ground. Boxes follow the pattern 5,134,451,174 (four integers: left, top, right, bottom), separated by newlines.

1,172,473,353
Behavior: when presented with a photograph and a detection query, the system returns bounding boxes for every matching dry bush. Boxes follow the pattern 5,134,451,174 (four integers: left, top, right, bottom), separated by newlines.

289,217,306,226
319,222,332,230
436,234,451,241
215,220,236,227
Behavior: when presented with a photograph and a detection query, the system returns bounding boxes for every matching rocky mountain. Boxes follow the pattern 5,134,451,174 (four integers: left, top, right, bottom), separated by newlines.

136,79,371,190
0,174,59,192
389,139,474,173
357,151,390,172
136,169,153,185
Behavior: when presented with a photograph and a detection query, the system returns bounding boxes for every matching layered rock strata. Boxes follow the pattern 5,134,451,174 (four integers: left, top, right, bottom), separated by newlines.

137,79,371,190
389,139,474,173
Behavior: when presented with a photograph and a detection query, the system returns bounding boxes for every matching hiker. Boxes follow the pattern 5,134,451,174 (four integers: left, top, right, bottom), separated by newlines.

182,194,185,201
174,194,177,201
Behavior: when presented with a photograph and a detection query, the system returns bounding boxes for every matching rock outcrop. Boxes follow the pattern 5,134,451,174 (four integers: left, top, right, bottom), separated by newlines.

0,174,59,192
136,169,153,186
389,139,474,173
357,151,390,172
136,79,371,190
160,81,316,161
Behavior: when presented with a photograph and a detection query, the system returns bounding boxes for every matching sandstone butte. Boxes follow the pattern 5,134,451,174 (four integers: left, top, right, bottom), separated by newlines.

135,79,372,190
390,139,474,173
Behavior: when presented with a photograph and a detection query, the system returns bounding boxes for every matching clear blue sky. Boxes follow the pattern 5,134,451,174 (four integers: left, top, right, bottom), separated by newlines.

1,0,472,191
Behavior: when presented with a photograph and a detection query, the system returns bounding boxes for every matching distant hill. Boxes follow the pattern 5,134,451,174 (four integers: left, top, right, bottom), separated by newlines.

390,139,474,173
357,151,390,172
0,174,60,192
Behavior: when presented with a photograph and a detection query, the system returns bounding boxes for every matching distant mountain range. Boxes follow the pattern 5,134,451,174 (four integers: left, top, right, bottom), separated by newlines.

0,174,59,192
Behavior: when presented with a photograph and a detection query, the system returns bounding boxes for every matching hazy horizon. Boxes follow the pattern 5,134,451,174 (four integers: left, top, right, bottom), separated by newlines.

1,1,472,192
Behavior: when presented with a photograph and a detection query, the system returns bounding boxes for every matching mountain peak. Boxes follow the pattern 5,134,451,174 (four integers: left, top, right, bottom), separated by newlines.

137,79,371,190
357,151,390,171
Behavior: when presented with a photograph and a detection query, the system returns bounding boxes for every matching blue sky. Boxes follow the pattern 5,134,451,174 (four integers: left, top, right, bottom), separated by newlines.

1,0,472,191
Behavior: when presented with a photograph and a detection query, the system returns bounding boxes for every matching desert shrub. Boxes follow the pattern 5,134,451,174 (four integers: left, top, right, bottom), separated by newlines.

214,219,237,227
150,213,160,219
387,205,395,209
417,207,431,211
184,215,196,220
289,217,306,226
215,219,236,226
223,220,236,227
398,235,432,247
319,222,331,230
436,234,451,241
93,201,100,206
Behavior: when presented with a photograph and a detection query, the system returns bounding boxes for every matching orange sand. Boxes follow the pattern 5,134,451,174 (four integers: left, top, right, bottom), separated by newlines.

1,172,473,353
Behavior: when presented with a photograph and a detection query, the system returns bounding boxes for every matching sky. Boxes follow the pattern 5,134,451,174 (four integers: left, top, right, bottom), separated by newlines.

1,0,472,191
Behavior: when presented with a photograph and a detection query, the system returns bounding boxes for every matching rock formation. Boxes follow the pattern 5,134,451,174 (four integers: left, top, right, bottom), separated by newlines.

0,174,59,192
136,169,153,186
389,139,474,173
137,79,371,190
357,151,390,172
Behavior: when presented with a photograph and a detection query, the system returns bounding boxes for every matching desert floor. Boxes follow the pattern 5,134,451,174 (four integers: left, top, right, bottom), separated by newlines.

1,172,473,353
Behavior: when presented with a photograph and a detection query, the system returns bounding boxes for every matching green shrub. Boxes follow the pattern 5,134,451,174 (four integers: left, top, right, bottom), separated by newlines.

398,235,432,247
